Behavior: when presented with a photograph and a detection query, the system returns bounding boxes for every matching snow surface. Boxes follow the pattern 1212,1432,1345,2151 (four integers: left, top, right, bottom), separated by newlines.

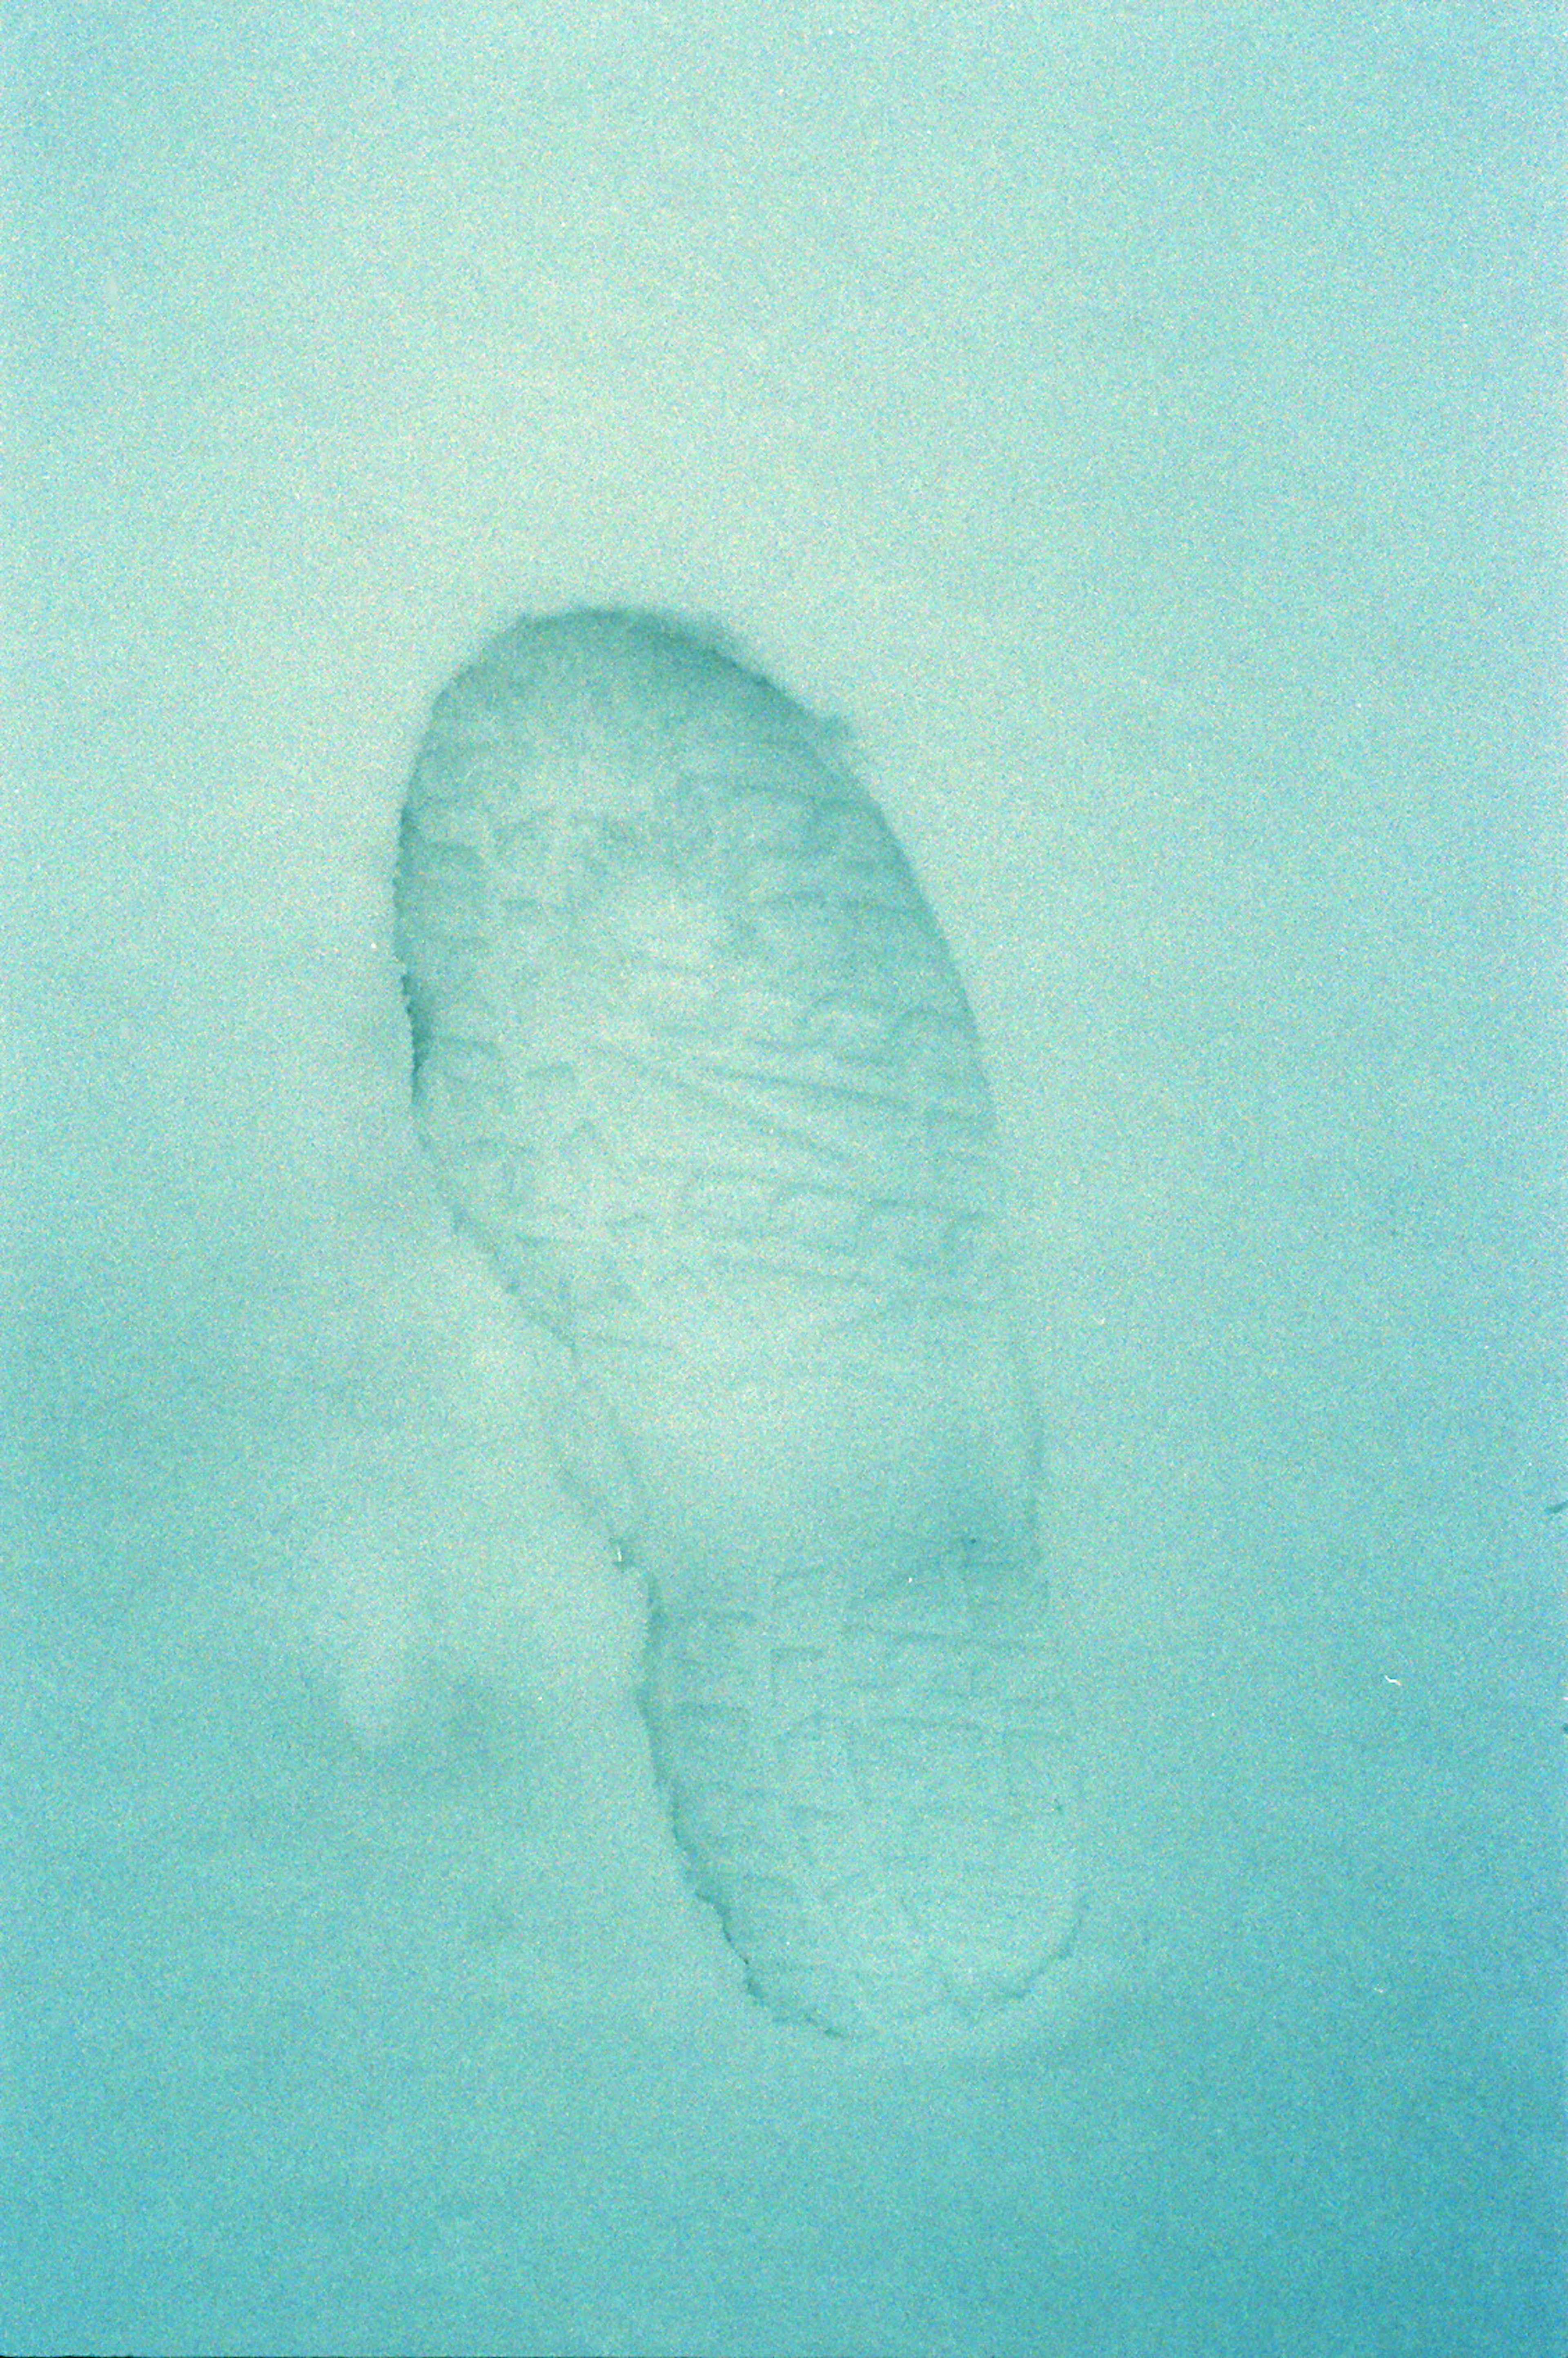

4,7,1563,2353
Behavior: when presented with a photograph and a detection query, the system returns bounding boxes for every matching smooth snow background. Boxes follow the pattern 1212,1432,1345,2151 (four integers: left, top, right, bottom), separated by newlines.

4,7,1564,2353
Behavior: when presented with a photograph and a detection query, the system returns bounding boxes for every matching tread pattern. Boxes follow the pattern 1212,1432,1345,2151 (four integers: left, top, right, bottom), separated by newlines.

396,610,1076,2035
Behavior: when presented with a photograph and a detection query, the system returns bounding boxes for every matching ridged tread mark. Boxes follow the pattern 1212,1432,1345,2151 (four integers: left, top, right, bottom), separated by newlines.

396,608,1077,2037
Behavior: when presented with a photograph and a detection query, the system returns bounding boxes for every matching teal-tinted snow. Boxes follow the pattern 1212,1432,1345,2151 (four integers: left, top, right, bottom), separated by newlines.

4,7,1561,2354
